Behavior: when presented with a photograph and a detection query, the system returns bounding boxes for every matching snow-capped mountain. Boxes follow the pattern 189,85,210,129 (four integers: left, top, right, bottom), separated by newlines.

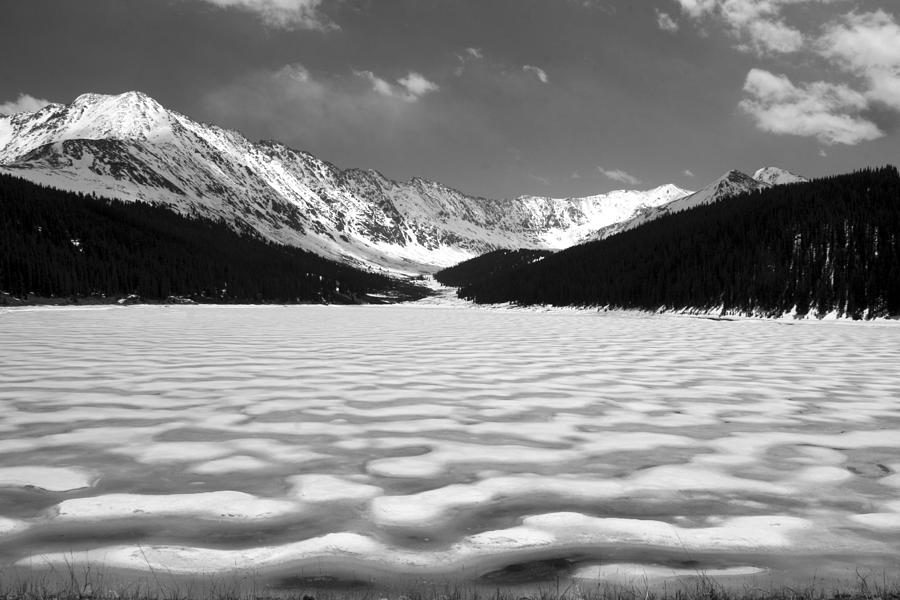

584,168,800,241
0,91,692,273
753,166,807,186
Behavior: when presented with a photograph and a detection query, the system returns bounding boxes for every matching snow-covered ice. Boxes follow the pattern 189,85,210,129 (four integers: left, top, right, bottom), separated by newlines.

0,466,94,491
1,305,899,584
52,491,301,522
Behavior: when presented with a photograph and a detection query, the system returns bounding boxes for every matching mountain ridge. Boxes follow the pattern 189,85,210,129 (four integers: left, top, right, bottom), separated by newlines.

586,170,775,241
0,91,698,273
1,90,802,274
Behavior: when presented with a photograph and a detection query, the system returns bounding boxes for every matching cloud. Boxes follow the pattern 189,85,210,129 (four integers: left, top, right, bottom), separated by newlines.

598,166,642,185
671,0,817,55
818,10,900,111
455,47,484,76
355,70,395,98
741,18,803,54
203,62,497,179
672,2,899,147
656,10,680,32
0,93,54,115
188,0,335,30
398,72,440,98
738,68,883,145
683,169,695,177
207,63,424,145
356,70,439,102
567,0,616,13
523,65,549,84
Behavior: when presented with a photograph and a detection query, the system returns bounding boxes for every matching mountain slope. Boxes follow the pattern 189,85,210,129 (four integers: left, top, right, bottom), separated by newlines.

0,91,692,274
586,170,770,241
456,167,900,320
0,173,426,304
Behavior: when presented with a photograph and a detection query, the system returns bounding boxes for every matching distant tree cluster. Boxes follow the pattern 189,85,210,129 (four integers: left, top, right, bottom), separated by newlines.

0,174,422,304
456,167,900,319
435,248,553,288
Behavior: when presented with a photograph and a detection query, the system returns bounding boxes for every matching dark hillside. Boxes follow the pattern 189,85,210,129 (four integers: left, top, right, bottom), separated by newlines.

0,173,426,304
435,248,553,288
458,167,900,320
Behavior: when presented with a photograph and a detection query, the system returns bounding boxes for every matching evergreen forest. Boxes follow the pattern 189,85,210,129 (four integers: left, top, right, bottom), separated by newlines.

450,167,900,319
0,174,425,304
434,248,553,288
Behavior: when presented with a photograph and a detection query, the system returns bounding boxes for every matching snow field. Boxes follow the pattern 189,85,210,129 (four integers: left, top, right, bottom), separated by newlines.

1,305,899,581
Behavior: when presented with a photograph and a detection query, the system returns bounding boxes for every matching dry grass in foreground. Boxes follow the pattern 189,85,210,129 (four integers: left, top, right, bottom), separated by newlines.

2,566,900,600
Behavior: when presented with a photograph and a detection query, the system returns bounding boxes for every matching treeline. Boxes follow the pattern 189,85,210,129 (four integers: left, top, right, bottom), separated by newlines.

455,167,900,319
0,174,425,304
435,248,553,288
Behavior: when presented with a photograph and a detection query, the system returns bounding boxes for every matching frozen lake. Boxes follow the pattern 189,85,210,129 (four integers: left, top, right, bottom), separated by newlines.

1,304,900,587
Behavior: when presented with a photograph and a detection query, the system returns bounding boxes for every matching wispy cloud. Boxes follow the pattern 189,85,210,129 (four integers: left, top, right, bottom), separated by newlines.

598,166,642,185
454,47,484,76
207,63,427,146
204,62,494,178
656,10,679,33
523,65,549,84
572,0,617,15
0,93,54,115
187,0,336,30
356,70,439,102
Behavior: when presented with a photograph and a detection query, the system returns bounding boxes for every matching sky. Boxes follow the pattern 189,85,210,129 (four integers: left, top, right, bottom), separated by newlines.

0,0,898,199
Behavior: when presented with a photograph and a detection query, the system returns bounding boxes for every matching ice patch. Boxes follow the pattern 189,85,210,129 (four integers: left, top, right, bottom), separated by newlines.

191,455,272,474
0,466,95,491
51,491,300,522
879,474,900,488
19,533,415,574
573,563,765,581
372,483,496,527
0,517,27,537
288,474,383,503
517,512,814,550
851,513,900,529
794,466,854,484
366,443,583,478
791,446,847,465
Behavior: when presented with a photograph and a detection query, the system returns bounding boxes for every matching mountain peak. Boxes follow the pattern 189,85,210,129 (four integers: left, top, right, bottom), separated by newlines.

71,90,162,112
753,166,807,186
720,169,756,182
46,91,173,144
652,183,692,196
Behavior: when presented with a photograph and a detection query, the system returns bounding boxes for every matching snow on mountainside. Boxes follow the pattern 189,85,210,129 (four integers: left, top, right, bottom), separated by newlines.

584,168,796,242
753,166,807,186
0,91,692,274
